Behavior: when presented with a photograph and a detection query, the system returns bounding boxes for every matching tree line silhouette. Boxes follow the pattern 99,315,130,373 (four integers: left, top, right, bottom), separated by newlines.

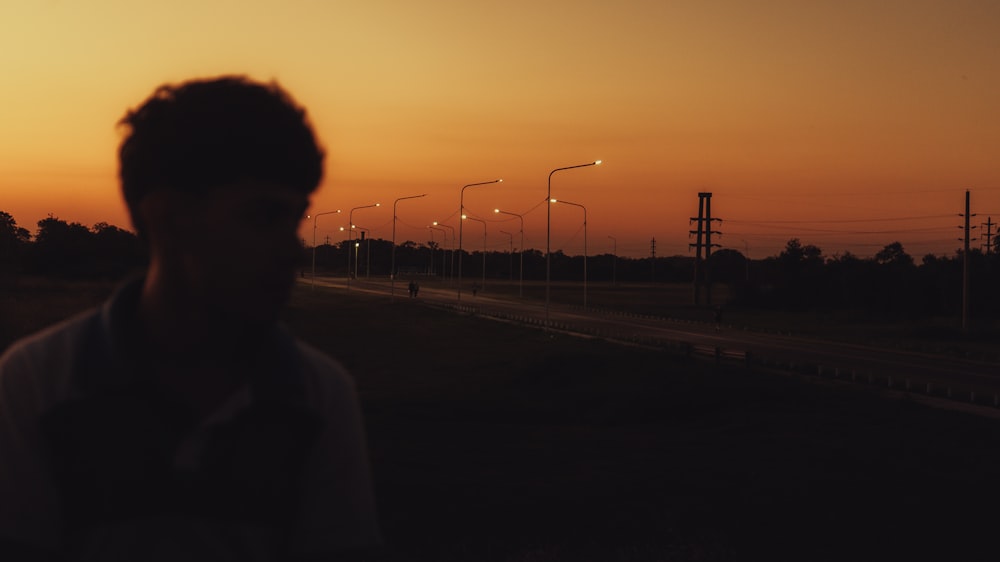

0,212,147,280
3,210,997,320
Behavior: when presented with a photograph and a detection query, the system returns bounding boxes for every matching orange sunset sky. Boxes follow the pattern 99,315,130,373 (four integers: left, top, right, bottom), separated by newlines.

3,0,999,259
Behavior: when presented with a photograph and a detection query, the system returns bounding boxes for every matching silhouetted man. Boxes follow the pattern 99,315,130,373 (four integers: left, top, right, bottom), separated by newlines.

0,76,380,560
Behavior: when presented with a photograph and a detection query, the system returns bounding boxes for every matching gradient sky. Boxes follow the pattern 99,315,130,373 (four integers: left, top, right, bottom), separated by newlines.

3,0,1000,258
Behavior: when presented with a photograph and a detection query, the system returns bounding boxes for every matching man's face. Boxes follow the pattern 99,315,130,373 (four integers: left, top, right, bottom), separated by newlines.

166,181,309,326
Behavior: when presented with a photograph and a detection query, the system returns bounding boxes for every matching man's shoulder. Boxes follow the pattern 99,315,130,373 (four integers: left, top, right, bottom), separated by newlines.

289,339,359,402
292,339,353,382
0,307,104,417
0,308,103,378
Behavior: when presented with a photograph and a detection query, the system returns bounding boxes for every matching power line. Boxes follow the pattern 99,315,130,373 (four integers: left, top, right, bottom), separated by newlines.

727,215,954,225
727,225,954,235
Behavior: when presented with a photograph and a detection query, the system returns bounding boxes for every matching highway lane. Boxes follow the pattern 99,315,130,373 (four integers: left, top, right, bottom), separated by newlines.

303,276,1000,399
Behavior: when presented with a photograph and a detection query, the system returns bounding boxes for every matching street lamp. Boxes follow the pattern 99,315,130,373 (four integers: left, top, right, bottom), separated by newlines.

347,203,380,289
546,160,600,320
462,214,487,294
391,194,427,300
494,208,524,297
458,179,502,301
551,198,588,309
310,209,341,289
433,221,456,284
429,226,446,278
500,230,514,282
608,235,617,287
350,226,370,279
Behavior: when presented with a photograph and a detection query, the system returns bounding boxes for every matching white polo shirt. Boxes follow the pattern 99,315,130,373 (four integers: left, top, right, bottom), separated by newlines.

0,279,381,560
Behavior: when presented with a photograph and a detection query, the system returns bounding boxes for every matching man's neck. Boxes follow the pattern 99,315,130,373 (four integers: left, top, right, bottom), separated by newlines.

138,271,269,418
138,270,269,363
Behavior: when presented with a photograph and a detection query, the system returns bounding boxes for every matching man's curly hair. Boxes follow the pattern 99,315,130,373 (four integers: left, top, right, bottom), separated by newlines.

118,76,324,238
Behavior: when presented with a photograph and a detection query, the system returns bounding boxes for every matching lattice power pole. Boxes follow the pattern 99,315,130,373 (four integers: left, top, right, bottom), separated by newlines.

690,195,705,304
704,194,722,305
982,217,995,255
690,192,722,305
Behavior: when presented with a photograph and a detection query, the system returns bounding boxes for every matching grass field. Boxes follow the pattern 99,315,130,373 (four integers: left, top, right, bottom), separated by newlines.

4,278,1000,560
282,286,1000,561
0,277,117,351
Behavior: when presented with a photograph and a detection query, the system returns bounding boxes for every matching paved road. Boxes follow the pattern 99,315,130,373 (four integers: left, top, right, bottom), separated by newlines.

305,276,1000,403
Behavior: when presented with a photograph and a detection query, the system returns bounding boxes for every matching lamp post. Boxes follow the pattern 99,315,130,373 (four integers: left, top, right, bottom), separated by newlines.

500,230,514,282
310,209,341,289
433,221,456,284
551,198,588,309
546,161,600,320
494,208,524,297
607,235,617,287
391,194,427,300
347,203,380,289
429,226,446,278
462,214,487,294
353,240,360,283
458,179,502,301
350,226,370,280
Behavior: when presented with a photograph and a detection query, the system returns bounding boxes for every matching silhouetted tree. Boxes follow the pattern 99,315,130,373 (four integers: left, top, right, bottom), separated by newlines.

0,211,31,277
522,249,544,280
28,216,94,277
823,251,869,309
393,240,424,275
763,239,825,308
779,238,823,268
874,241,914,267
25,216,144,279
707,248,747,285
869,242,917,317
90,222,147,278
0,211,30,244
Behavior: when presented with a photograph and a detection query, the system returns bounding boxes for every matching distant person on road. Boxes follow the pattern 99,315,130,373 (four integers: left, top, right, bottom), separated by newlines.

0,76,381,561
714,305,723,331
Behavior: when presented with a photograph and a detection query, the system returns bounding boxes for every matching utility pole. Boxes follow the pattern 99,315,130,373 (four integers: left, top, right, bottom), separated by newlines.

650,237,657,282
982,217,995,255
690,195,705,304
960,190,976,332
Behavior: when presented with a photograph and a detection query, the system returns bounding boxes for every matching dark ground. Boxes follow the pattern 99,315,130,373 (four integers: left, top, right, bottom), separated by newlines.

283,286,1000,562
4,279,1000,561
